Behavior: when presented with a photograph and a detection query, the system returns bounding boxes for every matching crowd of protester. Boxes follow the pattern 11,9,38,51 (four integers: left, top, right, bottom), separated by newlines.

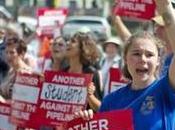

0,0,175,129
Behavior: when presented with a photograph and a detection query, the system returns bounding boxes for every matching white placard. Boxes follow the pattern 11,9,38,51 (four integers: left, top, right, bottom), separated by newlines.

40,83,87,105
13,84,40,104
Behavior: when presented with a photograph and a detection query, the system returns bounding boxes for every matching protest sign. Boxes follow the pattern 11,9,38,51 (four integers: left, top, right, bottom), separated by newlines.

10,73,41,129
36,7,68,37
36,71,92,127
67,109,134,130
0,102,17,130
109,68,127,93
113,0,156,20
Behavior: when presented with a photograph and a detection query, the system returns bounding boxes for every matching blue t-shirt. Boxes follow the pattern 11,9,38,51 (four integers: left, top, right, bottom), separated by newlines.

99,74,175,130
160,53,173,77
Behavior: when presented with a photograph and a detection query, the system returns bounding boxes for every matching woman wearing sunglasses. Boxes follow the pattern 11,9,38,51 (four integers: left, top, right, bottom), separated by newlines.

64,32,102,111
36,36,68,73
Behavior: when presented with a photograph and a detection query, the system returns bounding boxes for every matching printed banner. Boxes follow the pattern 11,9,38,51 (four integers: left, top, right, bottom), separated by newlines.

10,73,41,129
113,0,156,20
109,68,127,93
68,109,134,130
0,102,17,130
36,7,68,36
36,71,92,127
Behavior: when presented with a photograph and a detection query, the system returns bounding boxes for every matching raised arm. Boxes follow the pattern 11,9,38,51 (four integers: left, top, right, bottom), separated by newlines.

155,0,175,88
111,1,131,42
112,15,131,42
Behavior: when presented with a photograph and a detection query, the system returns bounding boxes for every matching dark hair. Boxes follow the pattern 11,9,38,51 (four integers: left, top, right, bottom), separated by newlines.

71,32,100,65
122,31,164,80
5,36,27,55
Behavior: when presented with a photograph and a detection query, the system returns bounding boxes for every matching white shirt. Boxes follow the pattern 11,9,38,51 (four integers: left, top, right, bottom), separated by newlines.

101,55,121,97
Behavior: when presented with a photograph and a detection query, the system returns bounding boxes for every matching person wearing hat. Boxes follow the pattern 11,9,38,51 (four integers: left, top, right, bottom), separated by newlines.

100,36,123,97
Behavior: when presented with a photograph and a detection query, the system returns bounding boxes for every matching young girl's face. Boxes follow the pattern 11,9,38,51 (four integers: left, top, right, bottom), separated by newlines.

125,38,160,84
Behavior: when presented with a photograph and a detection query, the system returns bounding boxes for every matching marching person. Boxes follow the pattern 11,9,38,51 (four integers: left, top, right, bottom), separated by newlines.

100,36,123,97
74,1,175,130
64,32,102,111
0,36,32,99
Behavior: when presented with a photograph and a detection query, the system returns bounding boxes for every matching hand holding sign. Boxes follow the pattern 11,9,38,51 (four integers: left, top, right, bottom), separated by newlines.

36,71,92,127
114,0,156,20
154,0,175,27
87,82,95,96
68,110,134,130
154,0,171,14
74,109,94,121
